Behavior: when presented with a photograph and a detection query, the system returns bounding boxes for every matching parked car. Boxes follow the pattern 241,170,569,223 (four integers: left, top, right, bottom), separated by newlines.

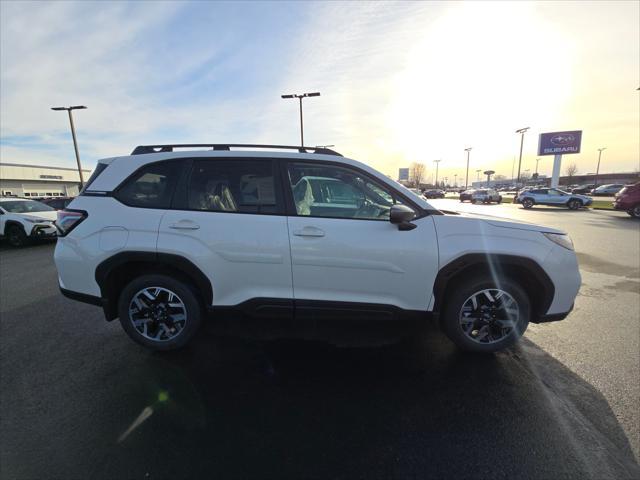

408,188,423,197
571,184,595,194
39,197,74,210
423,189,444,199
459,189,475,202
54,143,580,354
471,189,502,204
516,188,592,210
613,182,640,218
590,184,624,196
0,197,58,246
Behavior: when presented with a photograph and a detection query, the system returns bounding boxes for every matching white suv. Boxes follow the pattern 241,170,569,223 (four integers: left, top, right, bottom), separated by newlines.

0,197,58,246
54,144,581,353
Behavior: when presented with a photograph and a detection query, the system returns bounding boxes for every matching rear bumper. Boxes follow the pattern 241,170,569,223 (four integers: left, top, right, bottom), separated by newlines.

60,287,104,306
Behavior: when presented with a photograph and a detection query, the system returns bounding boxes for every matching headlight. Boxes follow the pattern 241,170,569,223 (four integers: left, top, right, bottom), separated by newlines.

543,232,574,251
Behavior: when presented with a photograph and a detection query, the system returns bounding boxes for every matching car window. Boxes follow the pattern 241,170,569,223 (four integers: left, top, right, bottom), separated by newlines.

0,200,55,213
548,189,565,196
287,162,403,220
116,160,182,209
187,159,280,214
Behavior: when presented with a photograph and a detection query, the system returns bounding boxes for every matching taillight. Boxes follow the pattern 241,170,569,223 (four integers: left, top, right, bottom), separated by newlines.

55,209,87,236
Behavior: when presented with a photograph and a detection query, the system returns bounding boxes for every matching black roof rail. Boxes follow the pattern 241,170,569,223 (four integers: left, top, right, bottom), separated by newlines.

130,144,342,156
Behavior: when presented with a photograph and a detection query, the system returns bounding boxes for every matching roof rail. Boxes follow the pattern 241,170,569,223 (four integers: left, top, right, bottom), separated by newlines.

130,144,342,156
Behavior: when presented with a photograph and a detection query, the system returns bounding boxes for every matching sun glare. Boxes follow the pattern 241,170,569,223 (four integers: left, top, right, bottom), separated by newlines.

387,2,574,174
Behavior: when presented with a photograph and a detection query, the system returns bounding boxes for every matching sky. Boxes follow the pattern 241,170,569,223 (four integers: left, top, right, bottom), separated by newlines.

1,0,638,183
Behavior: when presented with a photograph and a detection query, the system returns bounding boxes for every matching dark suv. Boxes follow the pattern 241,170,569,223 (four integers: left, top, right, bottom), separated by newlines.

613,182,640,218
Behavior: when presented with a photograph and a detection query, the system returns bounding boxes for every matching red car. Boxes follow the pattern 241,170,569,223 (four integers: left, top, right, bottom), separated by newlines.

613,182,640,218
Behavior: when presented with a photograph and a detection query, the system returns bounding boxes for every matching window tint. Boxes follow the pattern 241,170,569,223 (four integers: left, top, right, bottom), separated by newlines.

82,162,109,192
187,159,279,214
287,162,403,220
116,161,181,208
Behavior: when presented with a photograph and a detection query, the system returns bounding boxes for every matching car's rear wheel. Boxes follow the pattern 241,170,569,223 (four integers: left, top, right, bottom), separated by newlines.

6,225,27,247
628,205,640,218
441,275,530,353
118,274,202,350
521,198,534,209
567,199,582,210
497,196,503,204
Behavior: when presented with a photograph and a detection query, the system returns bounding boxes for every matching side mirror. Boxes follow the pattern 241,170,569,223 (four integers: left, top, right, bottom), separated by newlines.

390,204,417,231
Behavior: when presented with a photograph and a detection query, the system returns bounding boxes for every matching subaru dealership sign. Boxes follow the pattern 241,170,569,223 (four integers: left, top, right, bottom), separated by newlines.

538,130,582,156
398,168,409,181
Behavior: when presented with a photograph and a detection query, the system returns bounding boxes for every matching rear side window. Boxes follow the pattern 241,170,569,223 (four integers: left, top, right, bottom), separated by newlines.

116,161,181,208
82,162,109,192
187,159,280,214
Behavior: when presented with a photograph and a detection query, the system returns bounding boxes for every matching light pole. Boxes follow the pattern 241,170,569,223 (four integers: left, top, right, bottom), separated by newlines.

464,147,472,190
535,157,541,175
281,92,320,147
454,173,458,187
594,147,607,189
51,105,87,188
515,127,530,197
476,169,481,181
433,159,441,187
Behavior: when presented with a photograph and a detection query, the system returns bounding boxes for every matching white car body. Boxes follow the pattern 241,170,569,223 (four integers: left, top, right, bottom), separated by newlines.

54,145,581,352
0,198,58,244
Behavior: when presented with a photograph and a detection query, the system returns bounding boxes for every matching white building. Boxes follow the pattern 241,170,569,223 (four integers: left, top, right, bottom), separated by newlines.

0,162,91,198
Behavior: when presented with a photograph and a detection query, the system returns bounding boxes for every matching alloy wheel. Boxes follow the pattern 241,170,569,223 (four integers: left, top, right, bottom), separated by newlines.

459,288,519,344
128,287,187,342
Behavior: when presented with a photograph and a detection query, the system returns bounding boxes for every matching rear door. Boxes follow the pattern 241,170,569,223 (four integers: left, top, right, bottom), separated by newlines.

283,160,439,313
157,157,293,308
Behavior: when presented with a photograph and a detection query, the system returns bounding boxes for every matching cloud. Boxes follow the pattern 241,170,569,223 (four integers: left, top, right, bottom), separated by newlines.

1,0,638,179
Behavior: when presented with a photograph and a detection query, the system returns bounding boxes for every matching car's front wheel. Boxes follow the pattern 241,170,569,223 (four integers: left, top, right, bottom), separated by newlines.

6,224,27,247
567,199,582,210
118,274,202,350
627,205,640,218
521,198,534,209
441,275,530,353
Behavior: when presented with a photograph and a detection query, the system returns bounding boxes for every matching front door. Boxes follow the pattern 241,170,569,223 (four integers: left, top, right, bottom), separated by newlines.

284,161,439,313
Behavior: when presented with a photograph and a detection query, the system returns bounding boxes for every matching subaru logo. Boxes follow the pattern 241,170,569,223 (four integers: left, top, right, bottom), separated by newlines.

551,134,575,145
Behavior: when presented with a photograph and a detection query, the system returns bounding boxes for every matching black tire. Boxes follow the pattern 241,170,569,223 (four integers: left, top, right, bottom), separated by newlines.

497,196,503,204
567,199,582,210
440,275,530,353
628,205,640,218
522,198,534,209
471,199,477,204
6,224,28,247
118,274,202,351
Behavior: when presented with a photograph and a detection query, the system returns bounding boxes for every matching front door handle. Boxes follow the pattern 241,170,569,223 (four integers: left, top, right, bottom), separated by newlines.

169,220,200,230
293,226,325,237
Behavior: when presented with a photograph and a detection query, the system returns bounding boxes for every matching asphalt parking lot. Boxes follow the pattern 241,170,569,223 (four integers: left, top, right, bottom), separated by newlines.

1,204,639,479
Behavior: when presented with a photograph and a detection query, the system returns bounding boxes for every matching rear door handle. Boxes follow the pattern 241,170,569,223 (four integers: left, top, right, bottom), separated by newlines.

293,226,325,237
169,220,200,230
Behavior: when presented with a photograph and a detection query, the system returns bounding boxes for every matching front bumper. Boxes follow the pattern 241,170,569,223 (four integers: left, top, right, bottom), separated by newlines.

29,224,57,238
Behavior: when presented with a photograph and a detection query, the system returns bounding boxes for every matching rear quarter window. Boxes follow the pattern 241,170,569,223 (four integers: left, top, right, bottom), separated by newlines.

115,160,182,209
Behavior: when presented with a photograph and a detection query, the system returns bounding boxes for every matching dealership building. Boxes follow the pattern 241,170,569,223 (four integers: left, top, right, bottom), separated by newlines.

0,162,91,198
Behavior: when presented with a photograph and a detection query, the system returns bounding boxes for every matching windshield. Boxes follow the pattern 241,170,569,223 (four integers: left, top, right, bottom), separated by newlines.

0,200,55,213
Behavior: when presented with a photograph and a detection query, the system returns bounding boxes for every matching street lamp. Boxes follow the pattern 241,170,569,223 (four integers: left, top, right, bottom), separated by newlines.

281,92,320,147
433,159,442,187
464,147,472,190
535,158,541,175
51,105,87,188
476,169,482,181
454,173,458,187
594,147,607,189
515,127,530,196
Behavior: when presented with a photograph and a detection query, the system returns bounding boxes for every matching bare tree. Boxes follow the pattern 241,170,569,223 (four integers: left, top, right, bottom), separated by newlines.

494,174,507,180
565,163,578,180
409,162,426,187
